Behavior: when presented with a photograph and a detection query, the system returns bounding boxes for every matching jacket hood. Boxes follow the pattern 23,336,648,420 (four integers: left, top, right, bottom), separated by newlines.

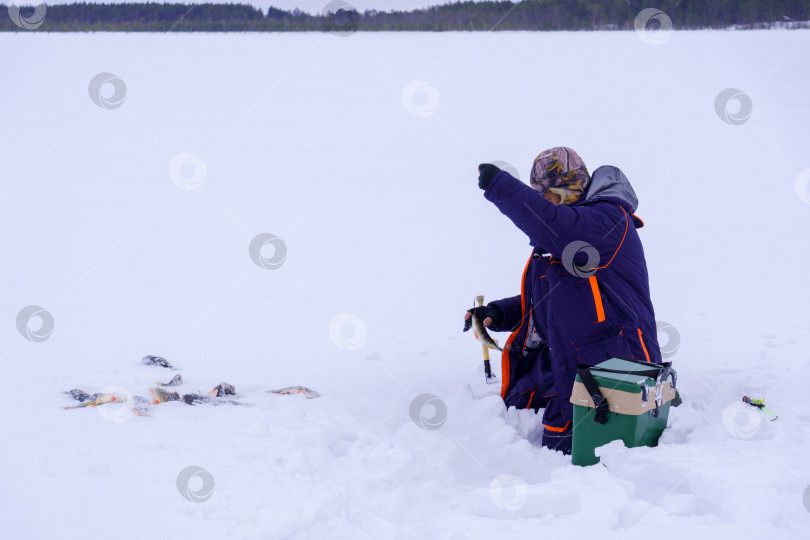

577,165,644,228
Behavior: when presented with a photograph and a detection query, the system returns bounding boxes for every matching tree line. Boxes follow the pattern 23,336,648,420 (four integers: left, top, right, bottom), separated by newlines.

2,1,809,32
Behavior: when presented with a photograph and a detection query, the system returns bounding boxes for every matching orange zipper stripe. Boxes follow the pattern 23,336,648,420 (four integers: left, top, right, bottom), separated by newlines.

638,328,651,363
588,275,605,323
501,253,533,400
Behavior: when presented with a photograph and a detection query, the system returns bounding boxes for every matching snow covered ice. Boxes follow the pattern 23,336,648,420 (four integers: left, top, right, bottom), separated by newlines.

2,28,810,539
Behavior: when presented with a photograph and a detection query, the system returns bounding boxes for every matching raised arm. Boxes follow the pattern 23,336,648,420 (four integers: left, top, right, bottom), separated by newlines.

483,170,627,261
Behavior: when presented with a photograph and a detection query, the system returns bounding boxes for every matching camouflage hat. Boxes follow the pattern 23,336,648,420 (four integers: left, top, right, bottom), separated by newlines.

530,147,590,205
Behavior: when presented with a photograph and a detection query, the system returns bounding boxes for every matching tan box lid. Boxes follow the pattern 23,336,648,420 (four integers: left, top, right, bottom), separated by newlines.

570,380,676,416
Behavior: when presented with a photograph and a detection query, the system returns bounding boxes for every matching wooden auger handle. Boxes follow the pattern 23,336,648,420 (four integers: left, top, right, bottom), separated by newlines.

476,295,489,361
477,295,496,382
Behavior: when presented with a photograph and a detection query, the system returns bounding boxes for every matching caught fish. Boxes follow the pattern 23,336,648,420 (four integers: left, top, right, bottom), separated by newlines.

142,355,176,370
149,387,181,404
208,382,236,397
158,374,183,387
268,386,321,399
63,393,124,410
182,393,242,406
132,396,151,416
63,388,100,403
471,312,502,351
64,389,150,416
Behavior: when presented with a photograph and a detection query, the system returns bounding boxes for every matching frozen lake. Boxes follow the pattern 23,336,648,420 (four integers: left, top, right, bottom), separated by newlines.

2,29,810,538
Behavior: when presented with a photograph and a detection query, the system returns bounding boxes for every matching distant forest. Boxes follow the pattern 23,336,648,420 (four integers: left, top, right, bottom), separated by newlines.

3,1,810,32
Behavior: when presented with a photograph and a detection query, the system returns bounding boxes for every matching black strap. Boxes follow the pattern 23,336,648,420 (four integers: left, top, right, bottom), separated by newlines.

576,364,610,424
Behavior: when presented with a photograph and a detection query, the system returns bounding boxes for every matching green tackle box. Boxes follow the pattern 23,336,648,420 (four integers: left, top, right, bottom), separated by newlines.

570,357,677,466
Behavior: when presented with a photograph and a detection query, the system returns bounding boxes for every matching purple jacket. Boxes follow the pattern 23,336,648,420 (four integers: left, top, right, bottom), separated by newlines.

485,165,661,427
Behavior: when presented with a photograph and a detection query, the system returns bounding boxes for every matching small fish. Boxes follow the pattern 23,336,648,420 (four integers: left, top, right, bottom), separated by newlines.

63,389,101,403
149,387,181,404
183,393,213,406
132,396,151,416
64,393,123,410
208,382,236,397
268,386,321,399
182,393,242,406
157,374,183,387
471,312,502,351
142,355,176,370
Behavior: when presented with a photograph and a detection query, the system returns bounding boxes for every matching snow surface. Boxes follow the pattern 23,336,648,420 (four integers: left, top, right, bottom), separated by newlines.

2,30,810,539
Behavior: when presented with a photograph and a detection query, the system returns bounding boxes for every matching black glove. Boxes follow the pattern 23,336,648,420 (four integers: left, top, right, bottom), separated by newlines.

478,163,501,190
463,304,505,332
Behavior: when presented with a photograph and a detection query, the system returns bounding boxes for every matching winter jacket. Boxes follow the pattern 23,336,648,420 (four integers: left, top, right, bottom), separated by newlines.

485,165,661,431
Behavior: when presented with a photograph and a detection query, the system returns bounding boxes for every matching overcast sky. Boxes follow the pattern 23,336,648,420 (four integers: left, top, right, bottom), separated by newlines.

40,0,462,16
